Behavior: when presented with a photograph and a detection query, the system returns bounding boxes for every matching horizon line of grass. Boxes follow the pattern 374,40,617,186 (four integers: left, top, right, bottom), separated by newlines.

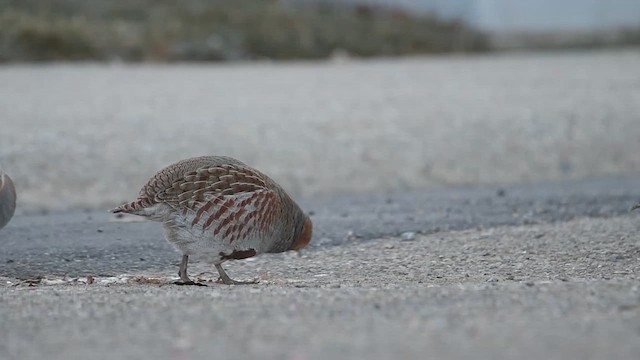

0,0,491,62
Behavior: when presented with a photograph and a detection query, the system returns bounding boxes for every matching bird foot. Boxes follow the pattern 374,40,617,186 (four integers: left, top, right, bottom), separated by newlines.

174,280,207,286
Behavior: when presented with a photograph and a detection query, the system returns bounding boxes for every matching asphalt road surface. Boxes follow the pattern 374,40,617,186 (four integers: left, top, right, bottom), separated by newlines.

1,50,640,360
1,174,638,279
2,50,640,211
1,175,639,360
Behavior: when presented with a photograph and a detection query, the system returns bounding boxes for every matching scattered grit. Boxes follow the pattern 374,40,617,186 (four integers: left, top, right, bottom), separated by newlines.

1,216,639,360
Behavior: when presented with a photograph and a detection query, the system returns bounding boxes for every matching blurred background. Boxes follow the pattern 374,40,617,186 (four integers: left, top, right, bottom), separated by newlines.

0,0,639,213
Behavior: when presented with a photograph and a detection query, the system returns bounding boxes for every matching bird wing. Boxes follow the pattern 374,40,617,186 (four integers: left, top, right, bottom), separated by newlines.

154,162,282,242
139,156,247,202
153,162,272,206
112,156,279,217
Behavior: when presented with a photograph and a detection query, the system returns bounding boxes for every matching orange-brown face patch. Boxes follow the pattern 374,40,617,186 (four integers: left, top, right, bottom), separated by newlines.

290,216,312,250
219,249,257,260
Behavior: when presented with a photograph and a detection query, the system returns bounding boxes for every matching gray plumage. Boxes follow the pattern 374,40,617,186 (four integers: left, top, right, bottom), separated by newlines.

0,169,16,230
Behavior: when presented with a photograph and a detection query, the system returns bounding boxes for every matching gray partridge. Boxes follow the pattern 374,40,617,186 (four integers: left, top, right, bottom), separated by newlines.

112,156,312,285
0,169,16,230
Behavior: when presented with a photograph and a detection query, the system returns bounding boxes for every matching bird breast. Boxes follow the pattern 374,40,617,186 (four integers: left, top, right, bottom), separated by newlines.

192,190,278,240
167,189,284,254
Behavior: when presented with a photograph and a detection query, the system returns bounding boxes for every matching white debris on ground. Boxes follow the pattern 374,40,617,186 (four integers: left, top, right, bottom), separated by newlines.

400,231,416,241
0,275,169,287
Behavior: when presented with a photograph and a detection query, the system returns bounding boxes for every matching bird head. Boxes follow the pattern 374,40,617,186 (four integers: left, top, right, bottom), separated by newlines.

290,214,313,250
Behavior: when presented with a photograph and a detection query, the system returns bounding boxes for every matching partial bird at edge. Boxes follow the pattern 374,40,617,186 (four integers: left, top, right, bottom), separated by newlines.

0,169,17,230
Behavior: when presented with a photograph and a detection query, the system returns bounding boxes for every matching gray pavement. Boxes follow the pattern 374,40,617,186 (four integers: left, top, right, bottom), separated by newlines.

1,50,640,360
1,50,640,212
1,175,640,360
1,215,639,360
1,174,639,279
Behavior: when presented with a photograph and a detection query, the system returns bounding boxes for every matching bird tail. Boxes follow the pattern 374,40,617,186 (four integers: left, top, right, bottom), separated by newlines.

111,197,152,214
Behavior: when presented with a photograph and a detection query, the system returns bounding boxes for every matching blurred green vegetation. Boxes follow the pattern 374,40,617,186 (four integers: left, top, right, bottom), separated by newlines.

0,0,490,62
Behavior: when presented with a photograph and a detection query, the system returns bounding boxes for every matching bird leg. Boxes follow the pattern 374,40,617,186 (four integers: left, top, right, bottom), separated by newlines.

215,264,259,285
174,255,206,286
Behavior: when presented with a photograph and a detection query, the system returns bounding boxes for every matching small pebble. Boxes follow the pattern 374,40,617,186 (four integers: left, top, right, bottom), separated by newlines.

400,232,416,241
